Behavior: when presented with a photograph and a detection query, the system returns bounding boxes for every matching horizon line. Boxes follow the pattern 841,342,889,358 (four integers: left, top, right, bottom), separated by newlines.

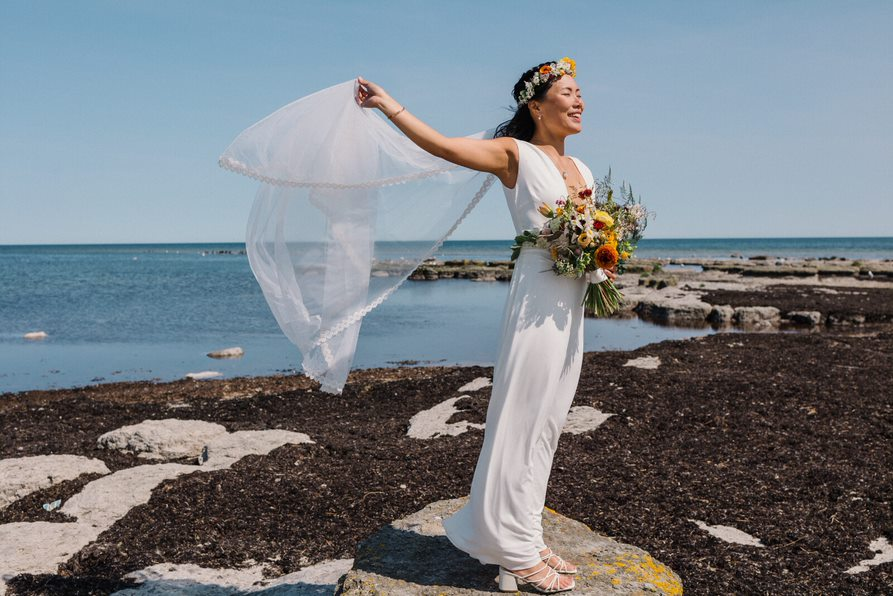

2,235,893,248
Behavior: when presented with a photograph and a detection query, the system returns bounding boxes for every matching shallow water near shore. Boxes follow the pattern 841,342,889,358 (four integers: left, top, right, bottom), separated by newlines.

5,237,889,393
0,276,715,393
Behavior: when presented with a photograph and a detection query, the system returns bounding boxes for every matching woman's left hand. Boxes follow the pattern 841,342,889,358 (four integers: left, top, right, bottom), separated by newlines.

356,77,395,112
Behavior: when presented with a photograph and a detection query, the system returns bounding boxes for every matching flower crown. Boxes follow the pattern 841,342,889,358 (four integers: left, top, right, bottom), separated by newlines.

517,57,577,106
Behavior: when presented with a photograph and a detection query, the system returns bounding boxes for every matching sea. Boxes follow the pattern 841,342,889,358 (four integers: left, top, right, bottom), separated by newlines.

1,237,890,393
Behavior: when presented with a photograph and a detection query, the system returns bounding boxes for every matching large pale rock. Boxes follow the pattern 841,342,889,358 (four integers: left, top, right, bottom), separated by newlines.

97,419,229,460
336,497,683,595
0,455,110,510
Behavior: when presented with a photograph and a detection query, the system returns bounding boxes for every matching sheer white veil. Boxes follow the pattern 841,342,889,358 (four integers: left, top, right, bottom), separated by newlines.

220,79,496,394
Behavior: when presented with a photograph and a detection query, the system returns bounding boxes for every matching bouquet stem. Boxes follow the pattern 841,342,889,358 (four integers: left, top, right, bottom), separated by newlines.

583,279,623,317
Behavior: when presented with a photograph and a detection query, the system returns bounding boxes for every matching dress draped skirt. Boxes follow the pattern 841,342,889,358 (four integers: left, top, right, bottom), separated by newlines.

441,246,587,569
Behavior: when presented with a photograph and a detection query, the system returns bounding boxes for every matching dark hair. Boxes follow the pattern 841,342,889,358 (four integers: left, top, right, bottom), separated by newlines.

493,61,558,141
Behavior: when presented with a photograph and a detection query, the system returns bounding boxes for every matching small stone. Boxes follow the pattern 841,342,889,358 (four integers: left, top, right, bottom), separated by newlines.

185,371,222,380
207,347,244,359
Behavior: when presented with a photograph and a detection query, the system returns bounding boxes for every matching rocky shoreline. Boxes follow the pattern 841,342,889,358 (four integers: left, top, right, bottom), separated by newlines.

2,263,892,594
403,256,893,331
403,255,893,283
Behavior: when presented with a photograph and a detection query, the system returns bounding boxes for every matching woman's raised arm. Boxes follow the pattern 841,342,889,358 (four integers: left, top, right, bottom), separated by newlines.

356,77,518,187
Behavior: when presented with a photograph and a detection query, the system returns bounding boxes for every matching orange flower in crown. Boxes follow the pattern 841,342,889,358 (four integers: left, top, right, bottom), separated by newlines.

518,57,577,105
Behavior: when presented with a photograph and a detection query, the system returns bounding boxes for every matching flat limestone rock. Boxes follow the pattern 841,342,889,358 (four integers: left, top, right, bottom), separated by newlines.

457,377,491,393
97,419,229,460
562,406,615,435
732,306,781,327
623,356,662,370
113,557,354,594
336,497,683,595
689,519,765,548
199,429,315,471
1,430,315,591
633,293,713,325
407,396,485,440
0,454,110,510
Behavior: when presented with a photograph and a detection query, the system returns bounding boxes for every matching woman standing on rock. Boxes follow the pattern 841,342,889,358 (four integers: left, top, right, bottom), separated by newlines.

358,58,617,593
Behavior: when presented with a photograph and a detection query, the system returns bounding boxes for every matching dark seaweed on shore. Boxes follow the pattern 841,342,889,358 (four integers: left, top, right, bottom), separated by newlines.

2,326,892,595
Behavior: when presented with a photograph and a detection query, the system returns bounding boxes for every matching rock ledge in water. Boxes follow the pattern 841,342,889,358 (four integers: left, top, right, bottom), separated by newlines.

336,497,683,595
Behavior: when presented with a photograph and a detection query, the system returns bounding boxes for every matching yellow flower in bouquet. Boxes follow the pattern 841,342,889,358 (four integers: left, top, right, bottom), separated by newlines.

593,210,614,229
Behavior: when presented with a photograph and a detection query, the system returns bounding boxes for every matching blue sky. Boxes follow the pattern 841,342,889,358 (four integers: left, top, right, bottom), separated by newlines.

1,0,890,244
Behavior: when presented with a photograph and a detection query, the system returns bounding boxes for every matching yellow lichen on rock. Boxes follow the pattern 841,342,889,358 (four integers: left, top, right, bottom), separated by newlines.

582,552,682,594
607,552,684,595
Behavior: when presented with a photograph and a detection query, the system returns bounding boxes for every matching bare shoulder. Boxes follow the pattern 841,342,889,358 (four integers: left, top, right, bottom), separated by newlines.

489,136,520,188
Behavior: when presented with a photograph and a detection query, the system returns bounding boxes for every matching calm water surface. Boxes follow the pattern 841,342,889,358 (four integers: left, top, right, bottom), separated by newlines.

3,237,888,393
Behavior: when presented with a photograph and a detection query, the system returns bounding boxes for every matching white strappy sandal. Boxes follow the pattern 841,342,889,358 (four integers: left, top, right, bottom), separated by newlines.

540,547,578,574
498,562,575,593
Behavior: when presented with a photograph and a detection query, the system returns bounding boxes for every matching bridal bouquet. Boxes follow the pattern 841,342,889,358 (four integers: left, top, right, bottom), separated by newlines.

510,170,651,316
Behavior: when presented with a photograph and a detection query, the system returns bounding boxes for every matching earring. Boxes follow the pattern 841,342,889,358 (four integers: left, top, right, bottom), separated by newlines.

538,114,542,120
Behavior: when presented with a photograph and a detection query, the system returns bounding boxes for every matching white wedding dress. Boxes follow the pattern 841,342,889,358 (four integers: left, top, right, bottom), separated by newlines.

441,139,599,569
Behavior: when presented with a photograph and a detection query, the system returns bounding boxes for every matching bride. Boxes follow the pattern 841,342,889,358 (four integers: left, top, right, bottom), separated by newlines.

357,58,617,594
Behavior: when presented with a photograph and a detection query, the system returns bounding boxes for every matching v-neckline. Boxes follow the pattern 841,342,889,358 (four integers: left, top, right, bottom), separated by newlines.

524,140,587,198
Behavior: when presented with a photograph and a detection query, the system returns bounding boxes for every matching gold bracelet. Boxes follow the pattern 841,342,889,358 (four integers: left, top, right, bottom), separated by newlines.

388,105,406,120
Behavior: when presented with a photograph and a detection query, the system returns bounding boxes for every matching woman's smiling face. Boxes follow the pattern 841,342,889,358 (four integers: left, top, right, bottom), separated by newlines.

530,76,585,136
